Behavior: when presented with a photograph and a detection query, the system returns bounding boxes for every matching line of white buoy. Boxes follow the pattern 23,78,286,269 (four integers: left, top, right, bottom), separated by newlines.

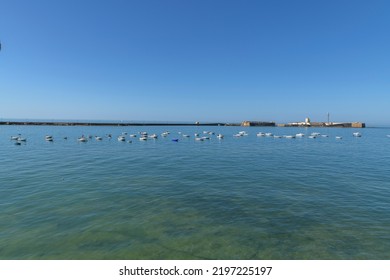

9,129,385,146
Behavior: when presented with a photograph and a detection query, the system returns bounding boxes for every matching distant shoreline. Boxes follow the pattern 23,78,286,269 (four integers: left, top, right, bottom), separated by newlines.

0,120,368,128
0,121,235,127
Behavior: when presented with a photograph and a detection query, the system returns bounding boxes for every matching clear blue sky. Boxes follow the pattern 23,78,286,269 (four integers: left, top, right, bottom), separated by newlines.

1,0,389,125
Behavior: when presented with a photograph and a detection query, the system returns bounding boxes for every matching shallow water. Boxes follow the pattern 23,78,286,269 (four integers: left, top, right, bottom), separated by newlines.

1,125,389,259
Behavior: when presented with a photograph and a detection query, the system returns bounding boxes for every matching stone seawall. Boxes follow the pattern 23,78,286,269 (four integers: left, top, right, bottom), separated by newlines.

0,121,231,127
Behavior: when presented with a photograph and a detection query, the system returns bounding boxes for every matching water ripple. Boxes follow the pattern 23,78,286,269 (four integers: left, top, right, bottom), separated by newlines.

1,126,390,259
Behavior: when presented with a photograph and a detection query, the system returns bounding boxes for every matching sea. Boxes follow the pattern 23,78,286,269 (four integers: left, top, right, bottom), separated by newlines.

1,124,389,259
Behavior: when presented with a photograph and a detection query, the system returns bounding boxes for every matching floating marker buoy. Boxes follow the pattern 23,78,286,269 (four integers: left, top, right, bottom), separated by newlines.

172,139,179,142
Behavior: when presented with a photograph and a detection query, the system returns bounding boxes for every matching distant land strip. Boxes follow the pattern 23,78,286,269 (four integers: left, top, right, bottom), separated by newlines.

0,121,239,126
0,120,365,127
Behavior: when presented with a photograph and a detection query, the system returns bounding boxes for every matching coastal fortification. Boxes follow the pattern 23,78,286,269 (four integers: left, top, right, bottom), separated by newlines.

241,121,276,127
278,121,365,128
276,116,365,128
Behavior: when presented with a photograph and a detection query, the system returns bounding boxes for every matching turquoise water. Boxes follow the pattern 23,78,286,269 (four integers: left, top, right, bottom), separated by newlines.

1,125,389,259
